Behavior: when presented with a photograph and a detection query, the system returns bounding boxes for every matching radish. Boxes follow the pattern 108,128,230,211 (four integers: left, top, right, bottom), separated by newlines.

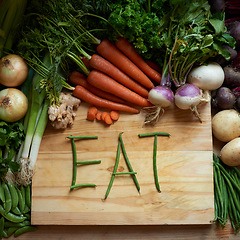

187,62,225,101
143,86,174,125
174,84,204,122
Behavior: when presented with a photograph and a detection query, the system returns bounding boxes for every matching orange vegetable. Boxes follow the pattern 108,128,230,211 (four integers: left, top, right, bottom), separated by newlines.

104,114,113,125
115,37,162,84
87,106,98,121
73,85,139,114
101,112,109,121
96,39,154,89
110,110,120,121
89,54,149,98
87,70,152,107
69,71,125,104
96,111,102,121
81,56,92,70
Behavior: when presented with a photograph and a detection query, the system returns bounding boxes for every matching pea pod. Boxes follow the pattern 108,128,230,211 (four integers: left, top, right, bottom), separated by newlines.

14,226,37,237
25,184,31,208
16,187,25,213
2,230,7,238
0,217,4,239
0,205,26,223
6,227,18,237
7,182,18,209
4,220,31,228
2,182,12,213
0,181,5,203
12,206,22,215
20,185,26,206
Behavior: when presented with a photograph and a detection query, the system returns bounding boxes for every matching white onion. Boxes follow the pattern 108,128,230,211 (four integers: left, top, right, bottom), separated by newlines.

0,88,28,122
0,54,28,87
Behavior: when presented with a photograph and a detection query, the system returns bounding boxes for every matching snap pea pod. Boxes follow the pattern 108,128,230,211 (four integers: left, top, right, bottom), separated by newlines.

0,205,26,223
16,187,25,213
0,217,4,239
7,182,18,210
14,226,37,237
12,206,22,215
4,220,31,228
2,182,12,214
25,184,31,208
0,181,5,203
20,185,26,207
6,227,18,237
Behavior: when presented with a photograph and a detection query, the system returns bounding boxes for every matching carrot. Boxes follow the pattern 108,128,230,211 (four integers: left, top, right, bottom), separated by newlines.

96,39,154,89
69,71,125,104
87,106,98,121
89,54,149,98
87,70,152,107
115,37,162,84
100,112,109,121
73,85,140,114
96,111,102,121
110,110,120,121
81,56,92,70
104,114,113,125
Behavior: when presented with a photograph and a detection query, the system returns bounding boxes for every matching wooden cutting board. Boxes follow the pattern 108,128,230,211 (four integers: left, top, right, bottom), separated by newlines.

31,101,214,225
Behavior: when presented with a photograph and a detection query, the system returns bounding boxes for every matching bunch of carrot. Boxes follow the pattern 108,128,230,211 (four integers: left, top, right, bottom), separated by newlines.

87,106,120,126
70,37,162,118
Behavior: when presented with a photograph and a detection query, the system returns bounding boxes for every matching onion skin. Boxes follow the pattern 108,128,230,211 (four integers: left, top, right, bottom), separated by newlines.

0,88,28,122
0,54,28,87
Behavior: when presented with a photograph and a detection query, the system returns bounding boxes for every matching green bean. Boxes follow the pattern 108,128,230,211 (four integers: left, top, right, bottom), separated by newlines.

138,132,170,137
7,182,18,210
25,184,31,208
119,133,140,193
153,135,161,192
16,188,25,213
70,184,96,190
71,138,77,187
104,140,121,200
0,181,5,203
2,182,12,213
0,217,4,239
76,160,101,165
66,135,98,140
113,172,137,175
14,226,37,237
0,205,26,223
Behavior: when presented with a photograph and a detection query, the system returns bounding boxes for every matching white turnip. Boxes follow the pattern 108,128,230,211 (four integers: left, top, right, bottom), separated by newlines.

143,86,174,125
174,84,204,122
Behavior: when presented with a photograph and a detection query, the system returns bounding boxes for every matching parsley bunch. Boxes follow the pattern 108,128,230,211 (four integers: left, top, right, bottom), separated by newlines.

0,121,25,178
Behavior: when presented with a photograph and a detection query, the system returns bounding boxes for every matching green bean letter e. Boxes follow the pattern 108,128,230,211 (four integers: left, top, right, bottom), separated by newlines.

66,135,101,190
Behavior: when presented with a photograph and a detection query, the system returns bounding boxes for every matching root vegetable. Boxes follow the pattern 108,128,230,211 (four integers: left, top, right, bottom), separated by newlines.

0,88,28,122
143,86,174,125
187,62,224,101
220,137,240,166
48,92,81,129
212,109,240,142
174,84,204,122
224,65,240,87
0,54,28,87
214,87,236,109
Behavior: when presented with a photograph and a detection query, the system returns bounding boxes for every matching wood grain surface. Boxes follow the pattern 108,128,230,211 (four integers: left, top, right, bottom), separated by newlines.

31,101,214,225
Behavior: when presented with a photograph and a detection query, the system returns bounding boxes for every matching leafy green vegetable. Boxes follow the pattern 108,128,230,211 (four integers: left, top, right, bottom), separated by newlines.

0,121,25,178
